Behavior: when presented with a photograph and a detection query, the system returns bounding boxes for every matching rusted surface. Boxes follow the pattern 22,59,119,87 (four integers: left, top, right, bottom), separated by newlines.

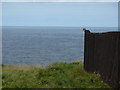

84,29,120,88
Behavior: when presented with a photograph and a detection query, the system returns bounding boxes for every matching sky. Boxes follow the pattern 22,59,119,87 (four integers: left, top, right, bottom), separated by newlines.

1,0,120,2
2,2,118,27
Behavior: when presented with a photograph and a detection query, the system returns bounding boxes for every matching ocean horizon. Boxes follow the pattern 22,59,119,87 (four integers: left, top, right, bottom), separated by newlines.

2,26,118,66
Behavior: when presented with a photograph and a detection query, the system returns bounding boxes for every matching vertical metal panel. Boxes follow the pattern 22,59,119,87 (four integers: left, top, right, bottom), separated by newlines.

84,30,119,88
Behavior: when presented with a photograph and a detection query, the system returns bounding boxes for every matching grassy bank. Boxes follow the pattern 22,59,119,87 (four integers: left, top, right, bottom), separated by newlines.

2,61,110,88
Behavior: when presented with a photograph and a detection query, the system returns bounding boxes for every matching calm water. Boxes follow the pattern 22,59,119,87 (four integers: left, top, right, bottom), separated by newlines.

2,26,118,66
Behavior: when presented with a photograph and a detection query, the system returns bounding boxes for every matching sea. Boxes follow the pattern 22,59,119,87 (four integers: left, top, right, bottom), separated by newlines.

2,26,118,66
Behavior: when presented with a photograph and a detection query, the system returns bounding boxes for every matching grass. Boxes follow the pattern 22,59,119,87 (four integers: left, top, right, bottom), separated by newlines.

2,61,111,88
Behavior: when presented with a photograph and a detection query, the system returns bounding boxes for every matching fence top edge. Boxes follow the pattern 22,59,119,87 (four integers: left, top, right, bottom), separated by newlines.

83,29,120,34
93,31,120,34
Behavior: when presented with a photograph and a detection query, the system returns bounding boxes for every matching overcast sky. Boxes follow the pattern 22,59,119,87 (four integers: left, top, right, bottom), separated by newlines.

2,2,118,27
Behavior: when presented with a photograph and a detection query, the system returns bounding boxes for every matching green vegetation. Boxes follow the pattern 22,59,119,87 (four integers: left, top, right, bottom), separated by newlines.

2,61,110,88
0,65,2,89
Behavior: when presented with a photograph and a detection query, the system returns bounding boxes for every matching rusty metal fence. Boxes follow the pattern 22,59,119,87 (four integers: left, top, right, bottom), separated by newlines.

84,30,119,88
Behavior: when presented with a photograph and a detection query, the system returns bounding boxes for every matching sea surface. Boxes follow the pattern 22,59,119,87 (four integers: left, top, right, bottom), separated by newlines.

2,26,118,66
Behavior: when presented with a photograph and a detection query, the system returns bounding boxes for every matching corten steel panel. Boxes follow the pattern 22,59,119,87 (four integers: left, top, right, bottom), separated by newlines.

118,1,120,89
84,30,95,72
84,30,120,88
118,32,120,89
